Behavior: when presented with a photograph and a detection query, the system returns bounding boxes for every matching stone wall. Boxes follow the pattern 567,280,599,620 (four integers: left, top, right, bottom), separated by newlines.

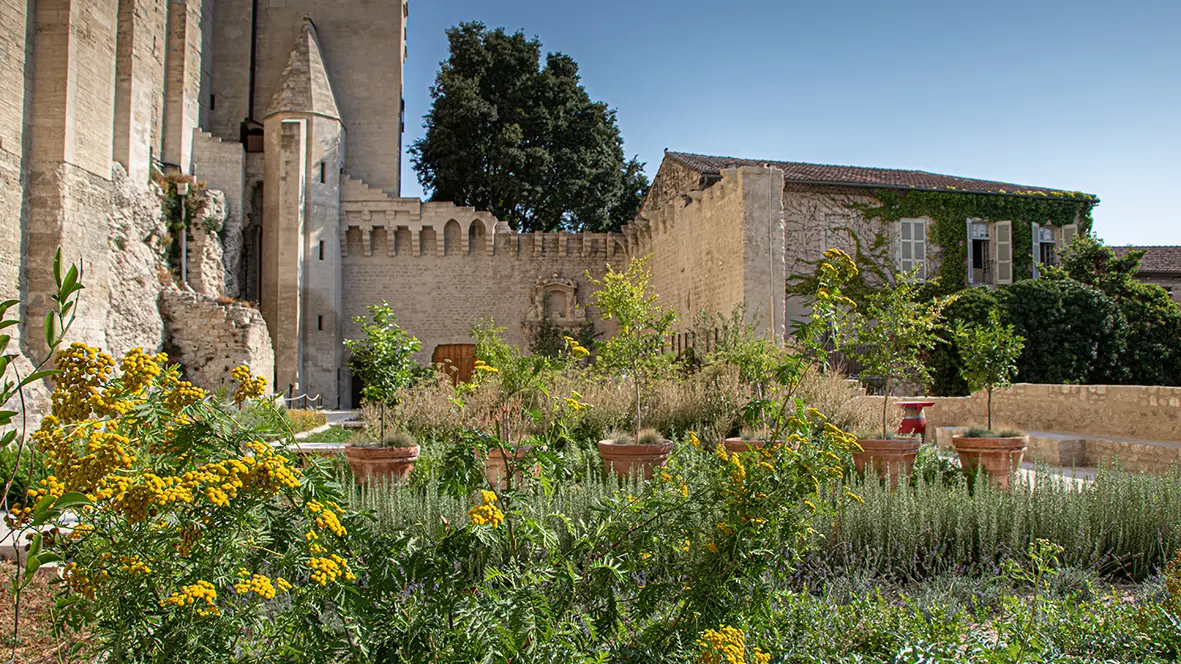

105,164,170,360
184,189,227,298
861,382,1181,445
191,130,245,296
160,290,274,393
639,166,786,344
1135,273,1181,304
112,0,167,185
340,226,617,367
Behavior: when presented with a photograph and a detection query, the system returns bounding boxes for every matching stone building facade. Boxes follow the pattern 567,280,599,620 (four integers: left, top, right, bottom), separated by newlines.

645,151,1096,325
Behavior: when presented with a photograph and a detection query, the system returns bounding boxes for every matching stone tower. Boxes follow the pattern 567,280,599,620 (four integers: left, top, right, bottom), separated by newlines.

260,19,345,406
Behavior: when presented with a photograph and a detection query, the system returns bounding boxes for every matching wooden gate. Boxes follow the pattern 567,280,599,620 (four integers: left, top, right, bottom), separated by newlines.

432,344,476,385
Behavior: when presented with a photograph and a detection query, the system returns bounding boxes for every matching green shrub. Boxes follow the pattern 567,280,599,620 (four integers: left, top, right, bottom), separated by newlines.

997,278,1125,384
809,464,1181,582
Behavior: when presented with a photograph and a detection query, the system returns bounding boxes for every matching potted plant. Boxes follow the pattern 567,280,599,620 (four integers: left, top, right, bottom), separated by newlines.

951,310,1028,490
468,319,552,491
344,430,420,484
600,429,671,479
723,427,788,454
849,269,954,485
343,301,422,483
589,255,678,478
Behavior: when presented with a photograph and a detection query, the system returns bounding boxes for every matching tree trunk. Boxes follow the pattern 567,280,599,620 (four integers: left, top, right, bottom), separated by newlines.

987,387,993,432
380,402,386,442
881,374,891,440
632,356,642,437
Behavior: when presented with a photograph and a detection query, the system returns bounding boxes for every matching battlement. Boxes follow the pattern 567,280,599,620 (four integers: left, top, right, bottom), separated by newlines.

338,174,630,261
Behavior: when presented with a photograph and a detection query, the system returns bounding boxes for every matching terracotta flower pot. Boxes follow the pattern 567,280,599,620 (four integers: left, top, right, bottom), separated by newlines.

484,445,538,490
598,439,674,479
723,438,765,454
952,435,1028,491
852,438,921,486
344,444,419,484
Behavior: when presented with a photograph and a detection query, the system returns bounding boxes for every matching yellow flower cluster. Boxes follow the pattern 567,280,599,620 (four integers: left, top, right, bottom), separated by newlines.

562,335,590,357
164,580,219,616
34,421,134,498
234,571,288,599
688,431,702,448
64,562,105,600
467,489,504,528
306,554,355,586
51,343,116,422
306,499,347,537
697,625,770,664
231,365,268,405
473,359,499,374
162,374,205,413
118,554,152,576
658,470,689,498
119,347,166,395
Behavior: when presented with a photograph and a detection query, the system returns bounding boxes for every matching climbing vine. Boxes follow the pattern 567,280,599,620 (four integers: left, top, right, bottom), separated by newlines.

851,189,1095,296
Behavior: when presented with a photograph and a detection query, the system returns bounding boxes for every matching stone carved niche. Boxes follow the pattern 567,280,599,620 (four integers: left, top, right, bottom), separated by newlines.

525,273,586,329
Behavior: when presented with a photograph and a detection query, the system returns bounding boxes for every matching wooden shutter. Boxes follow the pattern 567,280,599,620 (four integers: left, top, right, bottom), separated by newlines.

1031,222,1041,279
898,219,926,280
996,220,1013,285
1062,224,1078,254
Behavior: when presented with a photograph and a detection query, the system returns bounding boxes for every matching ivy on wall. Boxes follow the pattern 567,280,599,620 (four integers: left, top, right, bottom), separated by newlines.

851,189,1096,296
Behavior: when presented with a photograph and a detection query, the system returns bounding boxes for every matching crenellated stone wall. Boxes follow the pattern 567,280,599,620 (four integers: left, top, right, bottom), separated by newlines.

336,179,626,369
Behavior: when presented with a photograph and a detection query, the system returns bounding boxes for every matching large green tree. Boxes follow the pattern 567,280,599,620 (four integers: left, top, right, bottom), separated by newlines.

410,22,648,233
1046,234,1181,386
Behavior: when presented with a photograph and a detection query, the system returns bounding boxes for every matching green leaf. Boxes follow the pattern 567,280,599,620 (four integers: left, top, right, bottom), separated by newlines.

19,369,57,388
53,492,93,510
61,265,78,298
25,532,42,573
44,311,60,348
53,250,62,288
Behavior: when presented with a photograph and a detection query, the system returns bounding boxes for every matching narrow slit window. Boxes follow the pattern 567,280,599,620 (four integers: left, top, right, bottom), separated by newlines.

319,162,325,183
317,315,323,331
210,94,215,110
318,240,324,261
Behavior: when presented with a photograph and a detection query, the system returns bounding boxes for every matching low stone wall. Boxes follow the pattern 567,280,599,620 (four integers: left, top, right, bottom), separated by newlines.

159,290,274,393
859,383,1181,445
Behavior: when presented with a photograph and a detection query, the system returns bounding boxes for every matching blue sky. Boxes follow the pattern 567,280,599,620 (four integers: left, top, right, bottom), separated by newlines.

399,0,1180,246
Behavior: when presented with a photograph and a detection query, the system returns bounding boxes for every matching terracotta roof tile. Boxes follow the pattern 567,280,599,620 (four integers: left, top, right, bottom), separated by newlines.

665,151,1096,200
1112,246,1181,274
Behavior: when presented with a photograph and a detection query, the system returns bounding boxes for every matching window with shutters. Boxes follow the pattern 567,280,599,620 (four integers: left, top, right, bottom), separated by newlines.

898,219,927,280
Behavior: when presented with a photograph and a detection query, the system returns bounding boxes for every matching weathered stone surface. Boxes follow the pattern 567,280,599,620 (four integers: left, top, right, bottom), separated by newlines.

106,163,169,360
160,290,274,393
186,188,227,297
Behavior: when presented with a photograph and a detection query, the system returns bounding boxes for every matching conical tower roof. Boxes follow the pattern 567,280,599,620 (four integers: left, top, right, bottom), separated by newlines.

266,18,341,120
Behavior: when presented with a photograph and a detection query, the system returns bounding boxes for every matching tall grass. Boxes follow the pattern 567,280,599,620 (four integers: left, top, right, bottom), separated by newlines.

347,457,647,535
345,449,1181,582
807,463,1181,582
